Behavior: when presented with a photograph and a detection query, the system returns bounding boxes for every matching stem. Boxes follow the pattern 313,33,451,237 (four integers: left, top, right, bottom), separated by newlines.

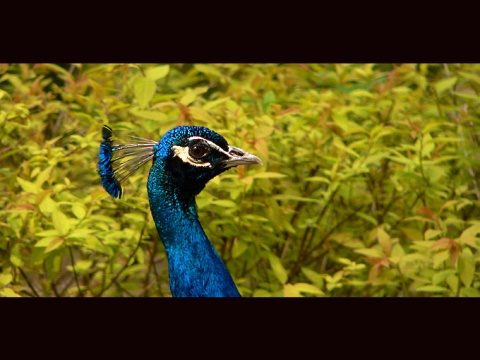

17,267,40,297
68,246,83,297
95,212,148,297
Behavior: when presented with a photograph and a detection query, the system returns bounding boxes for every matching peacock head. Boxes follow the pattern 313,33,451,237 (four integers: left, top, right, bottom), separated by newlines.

99,125,262,200
152,126,262,196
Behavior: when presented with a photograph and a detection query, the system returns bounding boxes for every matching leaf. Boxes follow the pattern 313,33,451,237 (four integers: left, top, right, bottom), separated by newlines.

446,275,459,294
0,288,20,297
67,260,92,274
460,224,480,249
398,227,423,241
356,212,378,226
66,228,95,240
36,229,60,238
291,282,324,296
145,65,170,81
211,199,237,208
134,77,156,109
45,237,65,253
17,177,38,194
451,91,480,102
432,269,457,285
354,247,384,258
252,172,287,179
72,204,87,219
273,194,322,204
420,132,435,158
180,92,197,106
430,238,452,251
424,229,442,240
129,108,168,122
433,249,450,268
194,64,222,78
252,289,272,297
34,166,53,188
377,227,392,255
232,240,248,258
433,77,457,95
458,71,480,85
268,253,288,284
38,195,58,215
283,283,303,297
52,209,70,236
305,176,330,183
0,273,13,286
189,107,215,123
301,267,325,287
254,138,268,163
457,251,475,288
416,285,448,293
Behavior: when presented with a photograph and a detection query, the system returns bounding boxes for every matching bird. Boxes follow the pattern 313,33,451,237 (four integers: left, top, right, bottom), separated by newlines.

98,125,263,297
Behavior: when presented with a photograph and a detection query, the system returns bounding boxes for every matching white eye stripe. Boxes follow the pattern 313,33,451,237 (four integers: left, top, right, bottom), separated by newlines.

172,145,212,167
187,136,230,157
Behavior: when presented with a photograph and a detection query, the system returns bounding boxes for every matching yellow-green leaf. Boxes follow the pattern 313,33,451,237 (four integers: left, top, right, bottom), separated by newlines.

301,267,325,287
354,247,384,258
67,260,92,274
211,199,236,208
425,229,442,240
145,65,170,81
35,237,57,247
416,285,448,293
458,71,480,85
34,166,53,188
377,227,392,255
291,282,324,296
189,106,215,123
0,288,21,297
232,240,248,258
458,251,475,288
283,283,303,297
433,77,457,95
0,273,13,286
129,108,168,122
17,177,39,194
134,77,156,108
253,172,286,179
460,224,480,249
52,209,70,236
305,176,330,183
273,194,322,204
45,237,65,253
399,226,423,241
252,289,271,297
72,203,87,219
180,92,197,106
268,253,288,284
38,195,58,215
433,249,450,268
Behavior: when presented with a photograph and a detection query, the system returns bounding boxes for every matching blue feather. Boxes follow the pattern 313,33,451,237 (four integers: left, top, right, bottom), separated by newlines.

98,125,262,297
98,125,122,198
97,125,156,198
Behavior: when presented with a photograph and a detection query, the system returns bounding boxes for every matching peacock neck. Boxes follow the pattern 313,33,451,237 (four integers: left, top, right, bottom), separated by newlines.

147,164,241,297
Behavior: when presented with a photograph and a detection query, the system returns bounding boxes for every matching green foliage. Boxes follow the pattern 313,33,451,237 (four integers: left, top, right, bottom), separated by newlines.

1,63,480,297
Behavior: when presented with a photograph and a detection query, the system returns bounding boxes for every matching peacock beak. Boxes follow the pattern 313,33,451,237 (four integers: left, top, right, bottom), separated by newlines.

223,146,263,168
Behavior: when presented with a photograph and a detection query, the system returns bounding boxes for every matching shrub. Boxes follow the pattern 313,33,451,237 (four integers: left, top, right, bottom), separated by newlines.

1,63,479,297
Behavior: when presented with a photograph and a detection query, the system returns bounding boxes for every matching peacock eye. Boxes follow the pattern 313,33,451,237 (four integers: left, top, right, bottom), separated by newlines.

189,143,211,159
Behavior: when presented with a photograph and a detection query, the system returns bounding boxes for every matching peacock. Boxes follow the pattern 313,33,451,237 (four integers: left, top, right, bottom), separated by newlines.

98,125,262,297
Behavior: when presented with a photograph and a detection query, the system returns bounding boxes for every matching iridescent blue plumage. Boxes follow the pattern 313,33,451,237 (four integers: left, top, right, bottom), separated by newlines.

97,125,157,198
98,125,262,297
98,125,122,198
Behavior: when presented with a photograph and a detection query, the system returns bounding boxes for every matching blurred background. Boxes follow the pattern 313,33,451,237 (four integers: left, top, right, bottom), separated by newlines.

1,63,479,297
